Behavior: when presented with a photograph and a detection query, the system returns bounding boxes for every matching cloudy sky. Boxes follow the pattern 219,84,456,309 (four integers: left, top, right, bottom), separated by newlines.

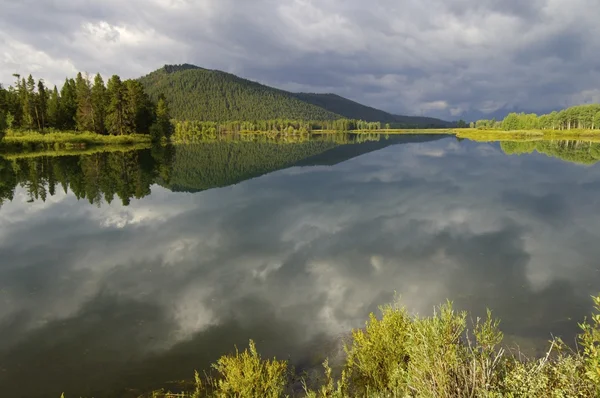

2,138,600,396
1,0,600,119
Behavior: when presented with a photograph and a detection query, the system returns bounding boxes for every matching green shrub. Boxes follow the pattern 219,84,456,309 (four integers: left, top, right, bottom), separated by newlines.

210,340,288,398
61,296,600,398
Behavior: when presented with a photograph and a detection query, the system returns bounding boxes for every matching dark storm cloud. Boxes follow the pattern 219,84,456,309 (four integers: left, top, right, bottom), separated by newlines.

2,0,600,119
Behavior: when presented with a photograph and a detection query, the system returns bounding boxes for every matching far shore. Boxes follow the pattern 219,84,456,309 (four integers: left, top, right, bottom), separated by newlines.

3,128,600,157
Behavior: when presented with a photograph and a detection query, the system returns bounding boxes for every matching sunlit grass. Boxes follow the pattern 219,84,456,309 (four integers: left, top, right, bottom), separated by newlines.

1,143,152,160
455,128,600,142
2,129,152,149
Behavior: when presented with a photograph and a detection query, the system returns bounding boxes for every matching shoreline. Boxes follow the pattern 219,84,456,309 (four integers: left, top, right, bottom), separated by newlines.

4,128,600,157
0,130,153,151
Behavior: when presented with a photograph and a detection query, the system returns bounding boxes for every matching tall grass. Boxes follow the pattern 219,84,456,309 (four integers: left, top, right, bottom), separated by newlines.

63,296,600,397
1,129,152,151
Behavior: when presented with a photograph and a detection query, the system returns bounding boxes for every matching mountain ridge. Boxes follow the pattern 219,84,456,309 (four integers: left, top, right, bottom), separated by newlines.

139,64,451,127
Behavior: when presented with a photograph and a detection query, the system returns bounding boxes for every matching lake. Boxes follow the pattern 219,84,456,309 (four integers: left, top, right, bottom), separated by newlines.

1,134,599,397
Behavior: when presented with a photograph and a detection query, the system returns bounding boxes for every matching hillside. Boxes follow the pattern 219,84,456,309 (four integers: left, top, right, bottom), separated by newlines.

294,93,451,128
138,64,341,121
139,64,451,127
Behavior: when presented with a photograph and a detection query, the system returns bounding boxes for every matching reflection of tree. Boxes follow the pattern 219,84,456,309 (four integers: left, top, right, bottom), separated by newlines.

0,156,16,207
501,140,600,165
0,133,441,205
0,149,167,207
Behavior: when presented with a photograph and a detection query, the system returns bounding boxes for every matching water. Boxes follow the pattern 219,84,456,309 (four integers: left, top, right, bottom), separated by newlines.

1,135,599,397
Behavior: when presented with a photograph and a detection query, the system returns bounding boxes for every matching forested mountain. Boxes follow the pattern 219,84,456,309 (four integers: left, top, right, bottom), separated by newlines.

138,65,342,121
139,64,450,126
293,93,451,128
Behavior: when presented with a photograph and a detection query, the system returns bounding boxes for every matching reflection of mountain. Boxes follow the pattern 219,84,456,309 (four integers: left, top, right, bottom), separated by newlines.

161,134,449,193
501,141,600,165
0,134,450,205
159,141,337,193
295,134,448,166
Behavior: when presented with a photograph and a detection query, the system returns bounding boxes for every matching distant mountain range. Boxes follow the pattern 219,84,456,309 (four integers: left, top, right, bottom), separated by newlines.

138,64,452,128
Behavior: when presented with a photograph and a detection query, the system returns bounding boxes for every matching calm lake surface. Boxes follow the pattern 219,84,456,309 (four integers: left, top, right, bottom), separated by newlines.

1,134,600,397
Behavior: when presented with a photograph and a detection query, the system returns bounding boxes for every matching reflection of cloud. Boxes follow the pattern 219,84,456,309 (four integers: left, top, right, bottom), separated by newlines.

1,138,600,396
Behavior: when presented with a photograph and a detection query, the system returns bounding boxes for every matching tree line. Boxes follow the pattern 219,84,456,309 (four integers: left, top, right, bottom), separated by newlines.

0,147,173,207
172,119,385,141
0,72,172,141
473,104,600,131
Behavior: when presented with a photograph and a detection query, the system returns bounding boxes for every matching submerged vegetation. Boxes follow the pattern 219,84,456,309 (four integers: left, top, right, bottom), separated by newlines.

72,296,599,397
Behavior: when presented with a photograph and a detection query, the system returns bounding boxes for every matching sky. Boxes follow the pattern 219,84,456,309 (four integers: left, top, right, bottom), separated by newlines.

2,138,600,395
1,0,600,120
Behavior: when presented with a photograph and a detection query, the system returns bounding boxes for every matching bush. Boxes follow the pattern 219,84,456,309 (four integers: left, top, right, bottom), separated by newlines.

210,340,288,398
63,296,600,398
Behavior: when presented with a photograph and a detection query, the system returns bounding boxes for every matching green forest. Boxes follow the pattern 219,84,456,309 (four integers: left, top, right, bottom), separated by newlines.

474,104,600,131
293,92,450,128
138,64,341,121
0,72,172,141
139,64,450,127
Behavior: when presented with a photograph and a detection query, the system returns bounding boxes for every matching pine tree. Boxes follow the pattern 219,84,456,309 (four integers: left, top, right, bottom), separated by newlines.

91,74,107,134
124,79,154,134
106,75,125,135
75,72,94,131
47,86,61,128
19,77,33,129
25,75,40,130
150,95,173,141
59,78,77,130
37,80,48,131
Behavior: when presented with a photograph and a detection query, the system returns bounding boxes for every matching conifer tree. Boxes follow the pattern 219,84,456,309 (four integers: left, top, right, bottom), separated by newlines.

59,78,77,129
47,86,61,128
150,95,173,141
36,80,48,131
75,72,94,131
105,75,125,135
91,73,107,134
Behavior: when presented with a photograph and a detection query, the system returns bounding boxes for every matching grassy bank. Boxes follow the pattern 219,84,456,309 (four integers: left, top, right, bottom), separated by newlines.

1,130,152,151
62,296,600,397
1,143,152,160
454,128,600,142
